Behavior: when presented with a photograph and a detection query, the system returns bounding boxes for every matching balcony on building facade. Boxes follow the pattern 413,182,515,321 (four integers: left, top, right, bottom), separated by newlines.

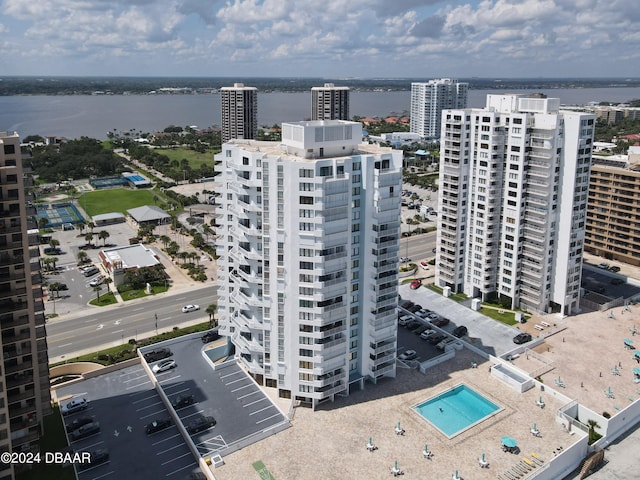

312,356,346,376
372,362,395,377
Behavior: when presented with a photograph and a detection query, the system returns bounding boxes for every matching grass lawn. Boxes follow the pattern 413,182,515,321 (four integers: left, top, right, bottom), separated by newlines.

88,292,117,306
154,148,216,170
78,188,159,216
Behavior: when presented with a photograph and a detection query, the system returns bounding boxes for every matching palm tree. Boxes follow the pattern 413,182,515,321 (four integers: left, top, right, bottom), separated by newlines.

84,232,93,247
98,230,110,246
93,285,103,301
50,256,59,271
48,282,62,298
87,221,95,233
103,277,113,293
38,217,48,230
178,251,189,264
77,250,88,265
77,220,86,234
159,235,171,250
206,304,217,328
49,238,60,250
190,252,199,266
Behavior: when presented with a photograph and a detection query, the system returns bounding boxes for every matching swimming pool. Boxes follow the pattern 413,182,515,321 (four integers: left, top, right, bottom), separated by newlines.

413,384,501,438
128,175,146,182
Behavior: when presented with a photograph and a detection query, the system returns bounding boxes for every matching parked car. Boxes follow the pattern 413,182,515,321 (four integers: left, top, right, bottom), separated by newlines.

398,315,413,326
431,317,450,327
413,325,430,335
597,262,610,269
145,418,172,435
65,416,94,433
143,348,172,363
609,266,621,273
201,330,220,343
400,256,412,263
82,266,100,277
420,261,430,271
436,338,455,351
513,332,532,344
152,360,177,373
43,247,62,255
69,421,100,441
408,304,422,313
453,325,468,338
420,330,437,341
182,304,200,313
89,275,105,287
611,278,625,285
410,279,422,290
172,394,196,410
428,334,447,345
400,300,414,309
78,449,109,470
398,350,417,361
415,309,430,318
61,398,88,416
186,416,216,434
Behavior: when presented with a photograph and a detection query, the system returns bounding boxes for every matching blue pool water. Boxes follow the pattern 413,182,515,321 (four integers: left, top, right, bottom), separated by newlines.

128,175,146,182
413,384,501,438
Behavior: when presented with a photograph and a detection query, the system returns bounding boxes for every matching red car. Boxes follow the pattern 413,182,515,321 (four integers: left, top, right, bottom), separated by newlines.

410,279,422,290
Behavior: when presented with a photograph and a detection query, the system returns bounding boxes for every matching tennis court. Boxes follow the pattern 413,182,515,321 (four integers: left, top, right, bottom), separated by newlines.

90,176,127,189
36,203,85,228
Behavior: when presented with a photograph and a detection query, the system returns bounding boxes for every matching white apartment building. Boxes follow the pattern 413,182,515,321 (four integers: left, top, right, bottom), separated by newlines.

311,83,350,121
436,95,595,316
215,120,403,409
220,83,258,143
410,79,468,140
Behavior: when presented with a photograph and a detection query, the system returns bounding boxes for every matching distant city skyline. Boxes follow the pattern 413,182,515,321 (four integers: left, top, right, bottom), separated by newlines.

1,0,639,78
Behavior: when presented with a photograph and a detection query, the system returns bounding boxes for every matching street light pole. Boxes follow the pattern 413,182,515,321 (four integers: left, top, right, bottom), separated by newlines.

155,313,158,336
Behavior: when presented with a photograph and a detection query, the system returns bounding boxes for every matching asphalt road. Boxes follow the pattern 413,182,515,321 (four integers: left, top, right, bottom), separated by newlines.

47,285,217,362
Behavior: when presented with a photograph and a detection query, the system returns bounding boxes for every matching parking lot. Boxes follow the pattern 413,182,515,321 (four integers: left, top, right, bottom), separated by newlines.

55,334,289,479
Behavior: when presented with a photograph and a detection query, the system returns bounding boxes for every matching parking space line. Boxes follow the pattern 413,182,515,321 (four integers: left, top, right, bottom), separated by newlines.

231,384,253,393
157,443,187,456
132,394,158,404
160,381,186,392
249,405,274,416
135,401,164,412
159,374,181,383
179,410,204,420
125,380,151,390
160,452,192,466
225,377,246,385
243,398,266,408
237,390,260,400
140,409,171,420
122,374,149,383
152,433,183,446
165,463,198,477
167,387,190,396
256,413,282,424
219,370,243,380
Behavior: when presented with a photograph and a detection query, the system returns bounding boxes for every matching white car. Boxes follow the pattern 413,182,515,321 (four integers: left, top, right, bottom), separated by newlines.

398,350,417,361
398,315,413,326
152,360,177,373
61,398,88,416
181,304,200,313
400,257,412,263
89,275,104,287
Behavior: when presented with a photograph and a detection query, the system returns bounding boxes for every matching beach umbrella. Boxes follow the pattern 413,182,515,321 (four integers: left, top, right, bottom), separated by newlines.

533,423,537,431
539,395,543,404
501,435,517,448
482,453,486,463
369,436,373,446
454,469,460,479
394,460,399,471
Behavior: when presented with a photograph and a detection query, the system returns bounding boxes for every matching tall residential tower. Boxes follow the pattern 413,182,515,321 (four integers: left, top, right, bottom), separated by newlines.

435,95,595,315
221,83,258,143
311,83,350,121
410,79,468,140
215,120,402,409
0,131,51,479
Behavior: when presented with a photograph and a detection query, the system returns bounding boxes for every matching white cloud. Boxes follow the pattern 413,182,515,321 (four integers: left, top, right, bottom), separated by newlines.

0,0,638,76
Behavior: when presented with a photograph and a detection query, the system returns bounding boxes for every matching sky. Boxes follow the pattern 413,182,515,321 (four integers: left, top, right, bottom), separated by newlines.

1,0,639,78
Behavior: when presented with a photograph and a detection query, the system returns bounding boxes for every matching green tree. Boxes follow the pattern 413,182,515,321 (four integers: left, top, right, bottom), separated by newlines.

84,232,94,247
48,282,62,298
206,304,218,328
159,235,171,250
77,250,88,265
93,285,103,301
98,230,110,246
38,217,48,230
103,277,113,293
49,238,60,250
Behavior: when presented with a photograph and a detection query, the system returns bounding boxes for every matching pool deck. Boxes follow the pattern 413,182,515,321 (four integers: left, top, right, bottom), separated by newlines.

212,348,574,480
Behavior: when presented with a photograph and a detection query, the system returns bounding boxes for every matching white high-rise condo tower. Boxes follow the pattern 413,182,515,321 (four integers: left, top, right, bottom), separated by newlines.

221,83,258,143
410,79,468,140
435,94,595,316
311,83,350,121
215,120,403,409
